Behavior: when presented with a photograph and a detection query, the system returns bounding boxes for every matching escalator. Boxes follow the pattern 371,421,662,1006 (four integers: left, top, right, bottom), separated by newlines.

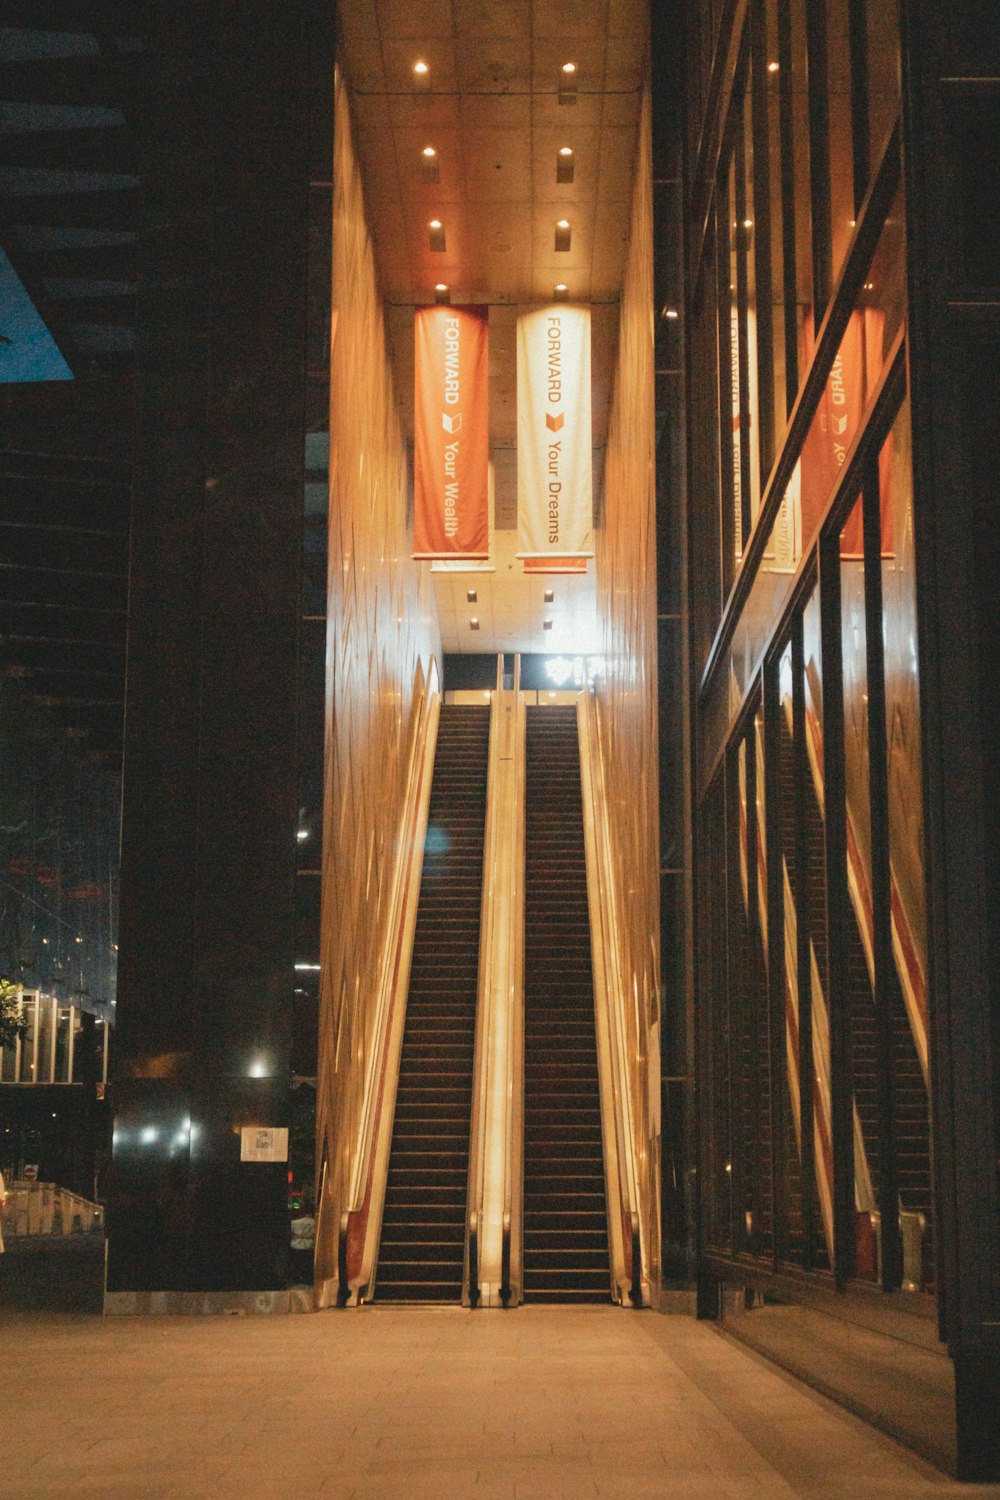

375,704,490,1302
521,706,612,1303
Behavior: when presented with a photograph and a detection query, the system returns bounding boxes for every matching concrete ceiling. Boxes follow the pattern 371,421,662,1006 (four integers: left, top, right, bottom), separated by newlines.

336,0,648,657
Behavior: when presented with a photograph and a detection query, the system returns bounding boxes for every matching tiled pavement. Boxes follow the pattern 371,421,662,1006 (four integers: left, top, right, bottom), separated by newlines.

3,1304,996,1500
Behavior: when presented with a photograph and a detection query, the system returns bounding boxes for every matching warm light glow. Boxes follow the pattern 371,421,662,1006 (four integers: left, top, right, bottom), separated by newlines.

469,617,480,629
429,218,442,229
743,217,753,229
664,307,679,319
557,219,570,229
559,146,573,156
555,282,568,292
544,588,554,603
435,282,448,291
422,145,437,157
413,60,429,75
768,60,780,72
466,588,477,603
562,61,576,73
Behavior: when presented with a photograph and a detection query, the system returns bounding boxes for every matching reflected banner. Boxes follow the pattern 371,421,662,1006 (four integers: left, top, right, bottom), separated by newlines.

413,305,490,560
517,304,593,573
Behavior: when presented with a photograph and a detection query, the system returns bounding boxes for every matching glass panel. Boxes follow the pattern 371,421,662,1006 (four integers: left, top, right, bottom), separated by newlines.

742,83,762,526
702,776,733,1252
879,400,933,1290
36,996,55,1084
827,0,856,281
728,159,743,560
839,494,881,1280
864,0,900,181
55,1007,72,1083
789,0,814,393
765,0,789,439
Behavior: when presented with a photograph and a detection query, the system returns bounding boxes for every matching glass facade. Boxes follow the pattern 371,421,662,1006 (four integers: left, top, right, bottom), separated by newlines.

687,0,929,1295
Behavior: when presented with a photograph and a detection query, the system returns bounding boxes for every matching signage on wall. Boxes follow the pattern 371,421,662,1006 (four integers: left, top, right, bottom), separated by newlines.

240,1127,289,1163
413,305,490,560
517,304,593,574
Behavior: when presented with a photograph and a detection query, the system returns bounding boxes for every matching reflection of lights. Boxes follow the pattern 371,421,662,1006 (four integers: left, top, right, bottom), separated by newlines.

545,656,575,688
248,1055,269,1079
768,60,779,72
296,828,309,842
140,1126,159,1145
294,963,321,971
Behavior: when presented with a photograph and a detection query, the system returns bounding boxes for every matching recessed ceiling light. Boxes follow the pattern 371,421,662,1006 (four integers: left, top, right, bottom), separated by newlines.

435,282,448,291
556,146,575,183
554,282,569,300
544,589,554,602
467,589,477,603
543,618,553,630
469,617,480,630
429,220,446,251
429,218,442,228
562,62,576,74
557,219,570,229
768,60,780,72
555,220,571,251
414,60,429,75
422,145,436,157
559,62,578,103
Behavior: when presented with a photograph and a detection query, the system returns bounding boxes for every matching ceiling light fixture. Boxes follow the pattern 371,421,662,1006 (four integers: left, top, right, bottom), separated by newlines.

555,220,571,251
556,146,575,183
429,219,446,251
434,282,450,303
663,306,679,319
554,282,569,301
543,618,553,630
559,62,578,104
469,617,480,630
544,589,554,602
413,59,430,91
466,589,477,603
561,61,577,74
768,60,780,72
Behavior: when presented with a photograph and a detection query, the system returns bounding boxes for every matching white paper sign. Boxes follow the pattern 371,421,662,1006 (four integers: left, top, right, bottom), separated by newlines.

240,1127,289,1163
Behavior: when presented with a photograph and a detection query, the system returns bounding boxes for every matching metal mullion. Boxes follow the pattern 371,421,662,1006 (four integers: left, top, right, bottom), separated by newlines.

792,617,818,1270
817,527,856,1284
763,658,789,1267
716,190,738,592
734,104,754,545
805,0,833,314
861,455,904,1291
749,0,776,480
744,711,767,1257
724,747,746,1255
776,0,800,405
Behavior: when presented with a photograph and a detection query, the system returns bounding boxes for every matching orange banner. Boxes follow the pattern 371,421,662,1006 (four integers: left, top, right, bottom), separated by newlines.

413,305,489,560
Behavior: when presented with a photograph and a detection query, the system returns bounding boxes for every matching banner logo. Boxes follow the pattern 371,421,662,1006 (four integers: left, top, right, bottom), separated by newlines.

442,412,463,434
545,412,565,431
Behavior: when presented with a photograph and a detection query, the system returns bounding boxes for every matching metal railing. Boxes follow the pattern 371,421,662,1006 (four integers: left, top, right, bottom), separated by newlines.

465,656,525,1307
577,690,647,1306
331,671,441,1306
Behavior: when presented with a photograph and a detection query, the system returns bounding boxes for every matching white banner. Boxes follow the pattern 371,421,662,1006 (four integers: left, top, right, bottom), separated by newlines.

517,304,593,567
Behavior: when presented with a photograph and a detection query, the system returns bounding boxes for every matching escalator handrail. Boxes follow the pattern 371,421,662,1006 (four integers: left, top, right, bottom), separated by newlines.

465,657,504,1306
335,678,441,1304
578,689,647,1306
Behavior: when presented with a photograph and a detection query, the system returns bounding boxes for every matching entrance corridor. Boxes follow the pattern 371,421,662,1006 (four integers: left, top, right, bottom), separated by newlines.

4,1306,989,1500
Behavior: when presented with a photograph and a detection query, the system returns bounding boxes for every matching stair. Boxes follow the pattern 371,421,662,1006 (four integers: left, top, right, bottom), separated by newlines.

521,706,611,1304
375,704,490,1303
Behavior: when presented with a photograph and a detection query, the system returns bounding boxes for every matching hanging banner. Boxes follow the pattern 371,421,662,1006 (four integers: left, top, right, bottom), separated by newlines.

799,307,893,558
413,305,489,560
517,304,593,571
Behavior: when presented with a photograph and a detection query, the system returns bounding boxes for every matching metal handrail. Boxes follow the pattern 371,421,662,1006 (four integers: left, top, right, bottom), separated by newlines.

335,669,441,1305
578,689,647,1306
502,654,525,1307
465,655,504,1306
464,655,525,1308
